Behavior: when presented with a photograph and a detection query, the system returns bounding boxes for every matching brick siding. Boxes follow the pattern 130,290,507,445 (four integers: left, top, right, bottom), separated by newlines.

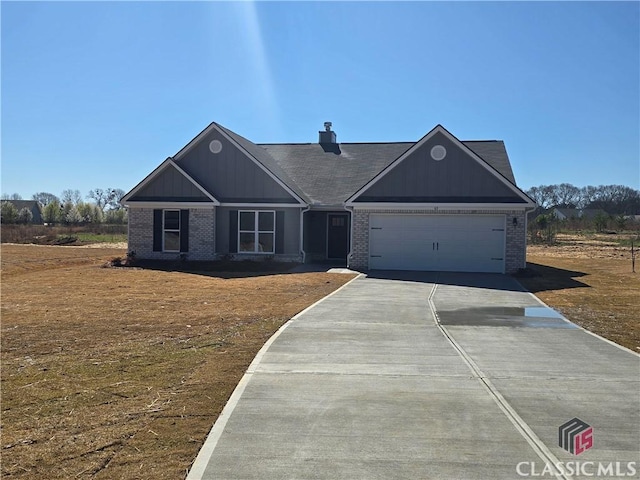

349,208,527,274
127,207,215,261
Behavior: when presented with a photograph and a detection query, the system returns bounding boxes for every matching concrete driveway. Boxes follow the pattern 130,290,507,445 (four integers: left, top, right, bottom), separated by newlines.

187,272,640,480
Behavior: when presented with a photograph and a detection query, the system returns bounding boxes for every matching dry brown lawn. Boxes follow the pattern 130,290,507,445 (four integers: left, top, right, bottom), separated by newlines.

520,236,640,352
1,244,355,479
2,236,638,479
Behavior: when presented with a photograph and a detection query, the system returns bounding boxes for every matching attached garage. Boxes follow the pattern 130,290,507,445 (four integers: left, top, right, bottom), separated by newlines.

369,214,506,273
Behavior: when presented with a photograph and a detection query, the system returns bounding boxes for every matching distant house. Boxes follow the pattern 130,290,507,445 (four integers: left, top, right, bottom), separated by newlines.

3,200,44,224
551,208,579,220
122,122,535,273
552,208,608,221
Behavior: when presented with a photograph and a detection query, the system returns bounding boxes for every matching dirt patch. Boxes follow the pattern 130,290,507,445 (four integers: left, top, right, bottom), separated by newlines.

519,252,639,353
1,245,356,479
528,232,639,259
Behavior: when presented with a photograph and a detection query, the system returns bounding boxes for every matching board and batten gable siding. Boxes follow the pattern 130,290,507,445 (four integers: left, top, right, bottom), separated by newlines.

175,130,299,204
128,164,212,202
215,206,302,261
128,207,215,261
355,131,525,203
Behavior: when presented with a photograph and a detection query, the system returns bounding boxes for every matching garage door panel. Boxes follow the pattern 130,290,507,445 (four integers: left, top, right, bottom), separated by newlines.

369,214,505,273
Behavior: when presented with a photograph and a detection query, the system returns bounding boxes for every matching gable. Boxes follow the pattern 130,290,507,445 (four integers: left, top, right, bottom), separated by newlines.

349,127,531,204
174,124,304,204
121,159,219,205
128,163,213,202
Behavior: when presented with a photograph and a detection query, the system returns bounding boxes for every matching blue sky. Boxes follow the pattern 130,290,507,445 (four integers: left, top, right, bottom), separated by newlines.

2,1,639,200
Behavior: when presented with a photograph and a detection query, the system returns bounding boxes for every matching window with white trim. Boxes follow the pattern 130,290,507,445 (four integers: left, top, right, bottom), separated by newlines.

163,210,180,252
239,210,275,253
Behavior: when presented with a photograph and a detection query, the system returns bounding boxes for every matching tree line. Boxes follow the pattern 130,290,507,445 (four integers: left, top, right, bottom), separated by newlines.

1,188,127,225
525,184,639,214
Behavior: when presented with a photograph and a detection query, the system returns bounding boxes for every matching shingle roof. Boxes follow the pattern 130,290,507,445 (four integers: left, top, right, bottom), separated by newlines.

260,141,517,206
200,123,519,206
463,141,515,184
216,123,310,203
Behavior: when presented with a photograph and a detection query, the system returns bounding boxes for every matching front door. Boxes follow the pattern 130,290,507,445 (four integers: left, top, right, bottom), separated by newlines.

327,213,349,259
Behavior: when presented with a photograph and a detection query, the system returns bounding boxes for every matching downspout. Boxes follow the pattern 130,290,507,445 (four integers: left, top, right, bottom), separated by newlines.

524,205,536,269
344,205,354,269
300,206,310,263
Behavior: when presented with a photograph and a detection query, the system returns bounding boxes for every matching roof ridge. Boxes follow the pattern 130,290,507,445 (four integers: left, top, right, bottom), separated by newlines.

259,140,501,146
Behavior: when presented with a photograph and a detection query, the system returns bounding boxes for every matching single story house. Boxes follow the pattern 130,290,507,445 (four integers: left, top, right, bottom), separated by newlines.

121,122,535,273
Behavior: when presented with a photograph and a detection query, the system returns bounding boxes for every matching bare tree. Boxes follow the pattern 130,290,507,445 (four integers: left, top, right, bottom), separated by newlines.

88,188,126,210
32,192,60,207
61,189,82,205
1,193,23,200
553,183,581,208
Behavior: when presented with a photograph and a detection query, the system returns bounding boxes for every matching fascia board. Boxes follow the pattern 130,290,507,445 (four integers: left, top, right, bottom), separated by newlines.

344,125,443,204
176,122,307,206
345,124,535,206
219,203,306,208
120,158,220,206
123,202,216,209
349,202,534,210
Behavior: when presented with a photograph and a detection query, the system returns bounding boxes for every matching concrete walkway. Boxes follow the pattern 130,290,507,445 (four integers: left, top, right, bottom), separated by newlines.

187,272,640,480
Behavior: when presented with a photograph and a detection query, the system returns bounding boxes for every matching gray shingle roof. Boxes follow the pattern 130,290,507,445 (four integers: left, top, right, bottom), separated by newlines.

260,141,517,206
260,143,413,205
464,141,516,184
216,123,310,203
211,123,518,206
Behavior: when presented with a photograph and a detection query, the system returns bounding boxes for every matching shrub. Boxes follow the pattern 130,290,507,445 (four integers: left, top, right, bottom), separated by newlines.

1,201,18,224
17,207,33,224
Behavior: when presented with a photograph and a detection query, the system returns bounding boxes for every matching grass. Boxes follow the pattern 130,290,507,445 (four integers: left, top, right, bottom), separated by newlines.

3,238,638,479
67,232,127,244
1,224,127,245
519,253,640,352
1,245,355,479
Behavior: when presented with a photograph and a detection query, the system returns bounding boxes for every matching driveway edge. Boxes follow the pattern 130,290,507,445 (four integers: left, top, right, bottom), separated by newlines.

512,278,640,357
186,272,364,480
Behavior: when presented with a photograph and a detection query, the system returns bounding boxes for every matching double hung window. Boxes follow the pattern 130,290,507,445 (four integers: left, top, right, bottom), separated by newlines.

163,210,181,252
239,211,275,253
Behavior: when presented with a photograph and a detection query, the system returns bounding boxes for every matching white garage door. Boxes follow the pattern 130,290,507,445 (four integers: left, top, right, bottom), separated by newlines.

369,215,505,273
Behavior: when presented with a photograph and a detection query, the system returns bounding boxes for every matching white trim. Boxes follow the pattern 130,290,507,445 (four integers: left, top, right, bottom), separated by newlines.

173,122,217,160
120,158,220,205
350,202,530,210
238,210,276,254
162,209,181,253
326,213,349,260
219,202,304,208
124,202,215,209
345,124,535,207
174,122,307,206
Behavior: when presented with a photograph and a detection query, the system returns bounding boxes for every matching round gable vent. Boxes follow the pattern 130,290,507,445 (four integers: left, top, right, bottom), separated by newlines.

430,145,446,161
209,140,223,154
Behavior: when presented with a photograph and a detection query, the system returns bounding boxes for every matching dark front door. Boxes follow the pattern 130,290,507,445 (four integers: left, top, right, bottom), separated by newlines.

327,213,349,259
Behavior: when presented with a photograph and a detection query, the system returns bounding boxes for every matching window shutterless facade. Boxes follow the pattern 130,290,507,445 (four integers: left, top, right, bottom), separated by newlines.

238,210,275,253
